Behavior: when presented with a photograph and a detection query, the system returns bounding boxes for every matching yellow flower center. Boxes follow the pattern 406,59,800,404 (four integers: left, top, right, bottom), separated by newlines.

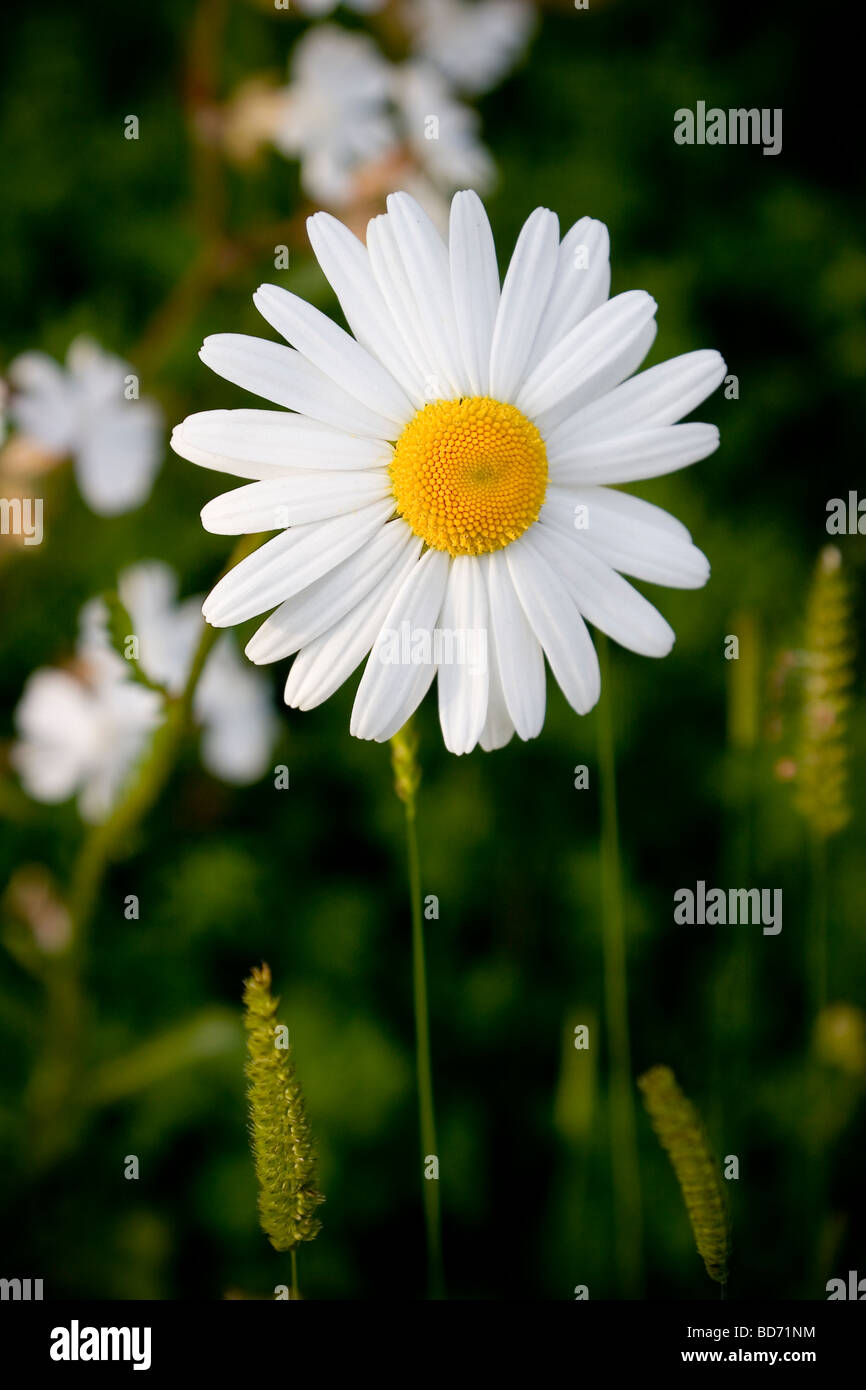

389,396,548,557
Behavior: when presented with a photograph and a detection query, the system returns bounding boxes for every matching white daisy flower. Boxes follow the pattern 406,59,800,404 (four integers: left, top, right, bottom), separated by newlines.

115,561,279,786
406,0,535,96
171,190,725,755
12,609,163,823
7,336,162,517
271,27,396,207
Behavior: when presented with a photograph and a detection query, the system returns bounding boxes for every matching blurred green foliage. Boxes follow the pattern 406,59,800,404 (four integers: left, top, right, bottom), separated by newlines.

0,0,864,1299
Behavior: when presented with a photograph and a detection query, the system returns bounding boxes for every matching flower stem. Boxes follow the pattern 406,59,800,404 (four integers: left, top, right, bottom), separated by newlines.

290,1249,299,1301
809,828,829,1020
596,636,643,1298
390,722,445,1299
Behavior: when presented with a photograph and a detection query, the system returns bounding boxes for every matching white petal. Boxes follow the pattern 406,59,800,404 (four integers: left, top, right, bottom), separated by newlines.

200,470,391,534
8,351,78,453
12,670,95,801
366,213,440,387
534,516,676,656
552,348,727,445
350,548,450,740
488,207,559,402
505,532,600,715
200,333,399,438
252,283,412,425
196,639,276,784
246,521,420,663
76,401,163,516
548,423,720,485
546,485,710,590
478,620,515,752
436,556,489,755
172,410,391,480
285,538,422,710
306,211,428,403
485,549,545,739
385,191,467,396
526,217,611,371
200,708,273,785
555,483,692,542
449,189,500,396
517,291,657,428
202,499,393,626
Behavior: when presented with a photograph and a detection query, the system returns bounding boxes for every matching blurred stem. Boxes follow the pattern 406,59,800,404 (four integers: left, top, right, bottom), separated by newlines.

290,1249,299,1301
596,636,643,1298
186,0,230,243
806,827,831,1283
132,0,313,379
809,829,829,1019
390,721,445,1300
713,612,760,1144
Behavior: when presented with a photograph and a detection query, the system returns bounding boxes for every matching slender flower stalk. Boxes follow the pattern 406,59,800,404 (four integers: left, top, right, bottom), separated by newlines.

389,720,445,1299
712,612,761,1141
638,1064,730,1288
243,963,324,1279
596,635,643,1297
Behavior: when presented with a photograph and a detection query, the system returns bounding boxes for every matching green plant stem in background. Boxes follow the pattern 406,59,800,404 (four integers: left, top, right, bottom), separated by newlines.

712,611,760,1146
290,1249,299,1302
390,722,445,1300
596,636,643,1298
809,830,829,1019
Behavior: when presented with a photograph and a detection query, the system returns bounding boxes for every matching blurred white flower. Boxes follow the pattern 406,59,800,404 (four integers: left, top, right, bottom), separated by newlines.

272,27,396,206
7,336,162,516
393,63,495,199
293,0,385,13
405,0,535,96
196,638,279,785
267,30,496,213
12,612,163,824
116,561,279,786
12,563,278,819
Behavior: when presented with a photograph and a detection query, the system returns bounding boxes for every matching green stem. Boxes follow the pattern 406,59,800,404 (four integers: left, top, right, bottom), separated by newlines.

596,636,643,1298
290,1249,299,1301
390,724,445,1299
809,829,829,1020
806,828,831,1277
